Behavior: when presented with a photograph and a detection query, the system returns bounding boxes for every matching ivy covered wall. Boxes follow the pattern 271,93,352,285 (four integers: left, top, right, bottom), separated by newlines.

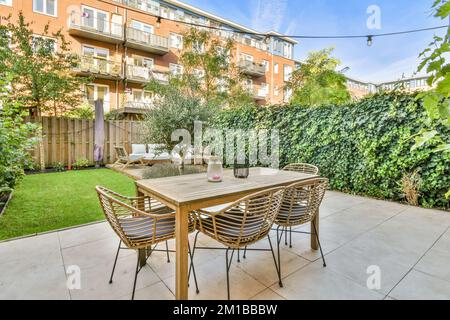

215,93,450,209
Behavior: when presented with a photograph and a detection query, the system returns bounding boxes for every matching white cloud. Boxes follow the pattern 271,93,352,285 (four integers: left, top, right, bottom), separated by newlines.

251,0,288,32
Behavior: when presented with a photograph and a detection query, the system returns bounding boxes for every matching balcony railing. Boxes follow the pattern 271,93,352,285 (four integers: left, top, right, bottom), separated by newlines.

238,60,266,77
76,55,122,78
125,28,169,55
124,101,153,109
126,65,169,83
68,12,124,43
254,89,268,100
113,0,161,15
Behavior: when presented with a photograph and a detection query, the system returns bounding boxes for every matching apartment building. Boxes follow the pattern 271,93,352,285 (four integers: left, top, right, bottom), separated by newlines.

346,76,432,98
0,0,298,117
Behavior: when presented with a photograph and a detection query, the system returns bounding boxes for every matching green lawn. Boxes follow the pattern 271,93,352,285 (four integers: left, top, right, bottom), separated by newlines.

0,169,135,241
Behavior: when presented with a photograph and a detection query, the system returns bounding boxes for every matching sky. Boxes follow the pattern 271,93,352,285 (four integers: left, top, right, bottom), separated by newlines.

181,0,449,83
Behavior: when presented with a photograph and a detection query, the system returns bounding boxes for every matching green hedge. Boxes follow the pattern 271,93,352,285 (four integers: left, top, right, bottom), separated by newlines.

215,93,450,209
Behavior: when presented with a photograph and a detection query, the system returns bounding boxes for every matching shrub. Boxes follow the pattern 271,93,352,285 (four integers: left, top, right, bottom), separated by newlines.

0,91,38,196
52,162,65,172
142,163,205,179
215,92,449,209
72,158,90,170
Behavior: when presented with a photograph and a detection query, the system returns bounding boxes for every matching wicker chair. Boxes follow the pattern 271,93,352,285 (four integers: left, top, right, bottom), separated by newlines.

283,163,319,175
281,163,320,247
275,178,328,271
96,186,199,300
191,187,285,300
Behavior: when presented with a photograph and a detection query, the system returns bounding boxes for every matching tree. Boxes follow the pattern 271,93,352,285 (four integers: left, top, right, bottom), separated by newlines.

142,79,218,167
0,12,88,117
148,27,254,109
286,48,351,106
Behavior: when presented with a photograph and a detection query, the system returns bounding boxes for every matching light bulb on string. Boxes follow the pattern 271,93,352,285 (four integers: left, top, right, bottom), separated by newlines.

367,35,373,46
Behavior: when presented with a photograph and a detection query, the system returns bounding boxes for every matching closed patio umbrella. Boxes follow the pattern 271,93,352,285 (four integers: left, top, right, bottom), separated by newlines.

94,99,105,167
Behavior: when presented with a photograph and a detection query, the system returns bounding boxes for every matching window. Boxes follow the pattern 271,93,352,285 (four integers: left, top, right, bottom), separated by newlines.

82,45,109,59
274,86,279,96
193,41,205,53
283,43,292,59
260,83,269,96
284,87,292,102
129,55,154,68
284,65,293,82
241,53,253,62
193,69,205,79
169,63,183,76
82,45,109,73
274,63,279,74
33,0,57,16
81,6,109,33
132,89,152,103
0,0,12,6
32,35,57,53
130,20,154,34
170,33,183,49
244,79,253,92
85,84,110,110
262,60,269,72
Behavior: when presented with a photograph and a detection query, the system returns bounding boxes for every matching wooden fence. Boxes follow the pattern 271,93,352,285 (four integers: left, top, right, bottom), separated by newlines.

24,117,144,167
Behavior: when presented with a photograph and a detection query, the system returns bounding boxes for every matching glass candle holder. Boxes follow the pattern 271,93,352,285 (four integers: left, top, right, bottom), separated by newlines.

207,156,223,182
233,162,250,179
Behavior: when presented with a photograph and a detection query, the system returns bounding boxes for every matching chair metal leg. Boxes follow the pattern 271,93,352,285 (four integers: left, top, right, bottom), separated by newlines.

267,235,283,287
289,226,292,248
276,227,283,287
284,226,288,246
188,242,200,294
109,240,121,284
131,253,140,300
312,221,326,267
276,225,283,245
165,241,170,263
225,248,235,300
237,248,240,263
188,231,200,282
243,246,247,259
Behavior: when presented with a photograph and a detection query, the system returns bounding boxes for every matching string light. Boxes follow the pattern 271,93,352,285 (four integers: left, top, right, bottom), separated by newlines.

100,0,449,45
156,16,162,28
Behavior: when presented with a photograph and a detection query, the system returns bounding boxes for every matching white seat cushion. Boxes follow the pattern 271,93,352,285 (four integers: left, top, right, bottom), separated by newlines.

132,144,146,155
143,153,171,161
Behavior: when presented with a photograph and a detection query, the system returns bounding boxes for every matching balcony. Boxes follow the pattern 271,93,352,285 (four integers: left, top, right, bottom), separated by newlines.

125,28,169,55
75,55,123,80
238,60,266,77
118,100,153,115
254,89,268,101
68,12,124,44
126,65,169,84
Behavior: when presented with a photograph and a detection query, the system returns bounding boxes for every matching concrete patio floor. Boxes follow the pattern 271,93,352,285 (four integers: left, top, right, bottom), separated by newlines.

0,191,449,300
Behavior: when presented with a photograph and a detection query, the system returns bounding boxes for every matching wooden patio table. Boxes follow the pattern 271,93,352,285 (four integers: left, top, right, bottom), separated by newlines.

135,167,319,300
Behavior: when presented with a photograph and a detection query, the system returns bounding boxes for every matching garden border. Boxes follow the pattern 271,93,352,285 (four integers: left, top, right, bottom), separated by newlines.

0,191,13,218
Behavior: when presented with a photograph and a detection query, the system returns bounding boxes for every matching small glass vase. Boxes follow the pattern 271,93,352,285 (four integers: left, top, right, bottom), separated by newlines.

233,160,250,179
207,156,223,182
